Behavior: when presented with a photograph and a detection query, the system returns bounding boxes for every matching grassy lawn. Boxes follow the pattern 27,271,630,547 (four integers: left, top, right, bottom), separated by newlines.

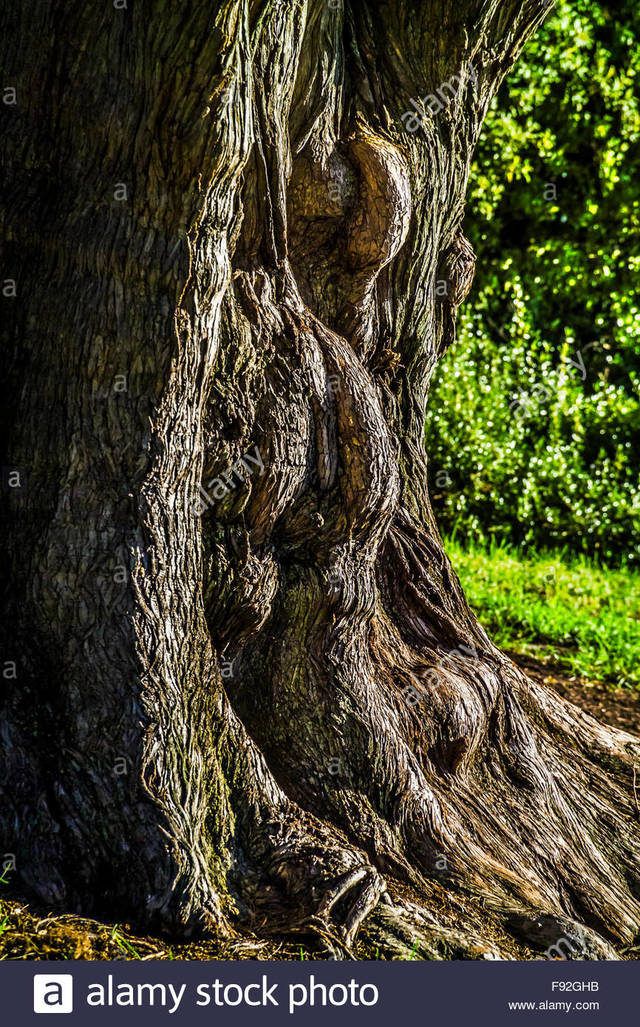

446,538,640,689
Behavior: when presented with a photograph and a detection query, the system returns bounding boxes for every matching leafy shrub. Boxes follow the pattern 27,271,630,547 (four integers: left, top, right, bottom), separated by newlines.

426,0,640,565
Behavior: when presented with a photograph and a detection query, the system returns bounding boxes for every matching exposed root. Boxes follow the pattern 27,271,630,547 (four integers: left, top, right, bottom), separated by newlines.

312,866,387,950
364,894,511,961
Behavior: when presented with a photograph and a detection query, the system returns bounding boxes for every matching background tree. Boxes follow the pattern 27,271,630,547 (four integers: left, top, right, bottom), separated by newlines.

1,0,639,958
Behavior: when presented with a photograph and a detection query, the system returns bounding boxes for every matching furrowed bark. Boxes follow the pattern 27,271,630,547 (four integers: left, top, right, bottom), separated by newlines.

1,0,639,958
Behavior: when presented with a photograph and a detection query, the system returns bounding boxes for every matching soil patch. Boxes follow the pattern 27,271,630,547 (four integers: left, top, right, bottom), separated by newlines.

509,650,640,736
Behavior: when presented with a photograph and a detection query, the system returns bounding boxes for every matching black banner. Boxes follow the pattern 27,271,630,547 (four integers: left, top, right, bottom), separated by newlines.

8,958,636,1024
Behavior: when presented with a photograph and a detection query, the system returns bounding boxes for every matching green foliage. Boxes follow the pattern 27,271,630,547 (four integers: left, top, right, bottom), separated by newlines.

426,0,640,565
447,537,640,688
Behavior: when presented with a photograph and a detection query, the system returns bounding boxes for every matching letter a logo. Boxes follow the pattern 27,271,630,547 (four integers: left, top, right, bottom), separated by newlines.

33,975,73,1013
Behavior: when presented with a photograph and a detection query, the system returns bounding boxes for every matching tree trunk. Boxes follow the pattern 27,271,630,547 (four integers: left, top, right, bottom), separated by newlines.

2,0,639,958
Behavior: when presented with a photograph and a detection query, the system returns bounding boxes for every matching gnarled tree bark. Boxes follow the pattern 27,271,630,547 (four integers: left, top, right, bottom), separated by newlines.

1,0,639,958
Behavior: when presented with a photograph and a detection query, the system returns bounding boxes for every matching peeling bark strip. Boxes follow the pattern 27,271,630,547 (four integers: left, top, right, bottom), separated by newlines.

1,0,639,958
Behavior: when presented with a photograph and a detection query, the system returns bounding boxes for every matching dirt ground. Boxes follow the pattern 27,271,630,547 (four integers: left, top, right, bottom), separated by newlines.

509,651,640,735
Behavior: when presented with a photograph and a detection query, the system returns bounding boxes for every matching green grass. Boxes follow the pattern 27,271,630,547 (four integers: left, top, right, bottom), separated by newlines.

110,924,142,960
446,537,640,688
